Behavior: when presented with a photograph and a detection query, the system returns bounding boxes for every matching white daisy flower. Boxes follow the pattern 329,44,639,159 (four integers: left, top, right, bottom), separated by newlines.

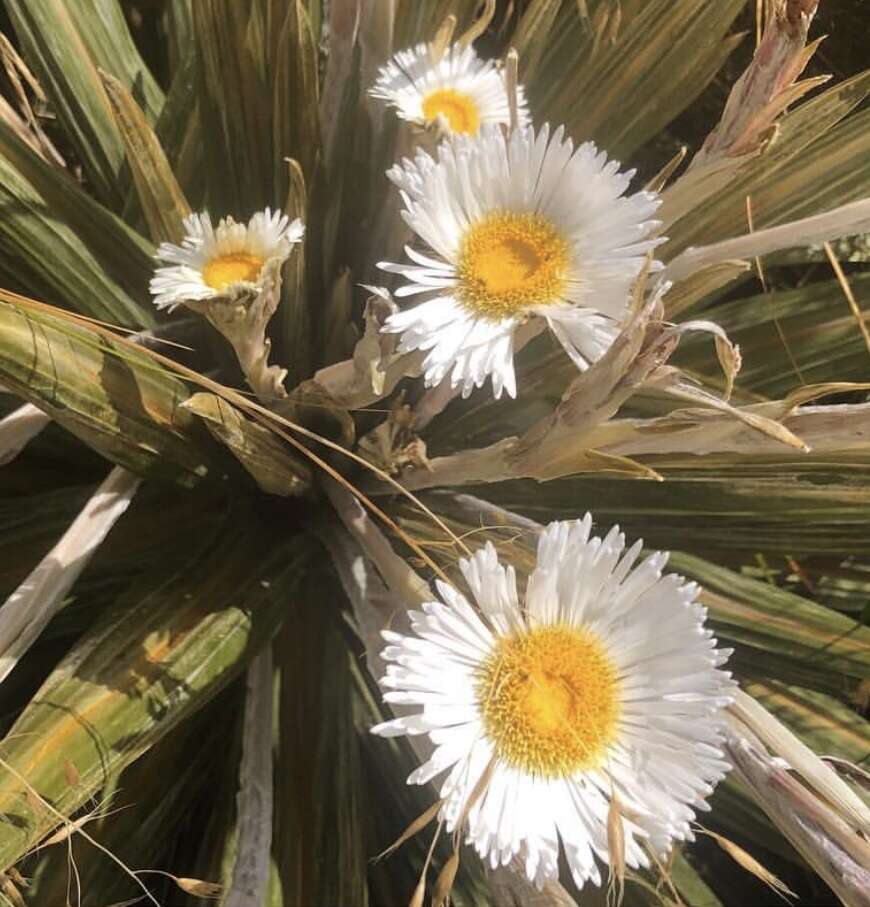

372,517,733,890
370,42,528,136
379,124,663,398
150,209,304,311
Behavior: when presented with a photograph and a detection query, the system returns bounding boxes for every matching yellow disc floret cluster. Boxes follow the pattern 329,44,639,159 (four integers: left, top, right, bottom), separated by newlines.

477,624,621,776
421,88,481,134
203,253,265,291
457,211,569,320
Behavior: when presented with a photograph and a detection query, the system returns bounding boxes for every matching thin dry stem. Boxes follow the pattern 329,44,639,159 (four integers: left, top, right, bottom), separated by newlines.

823,241,870,364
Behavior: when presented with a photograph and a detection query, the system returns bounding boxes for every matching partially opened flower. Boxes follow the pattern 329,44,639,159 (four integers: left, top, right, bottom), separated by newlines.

379,124,662,398
150,209,304,311
369,42,528,136
373,517,733,889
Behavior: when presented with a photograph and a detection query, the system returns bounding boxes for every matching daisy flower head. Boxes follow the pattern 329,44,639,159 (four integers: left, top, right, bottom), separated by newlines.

369,42,528,137
150,208,304,311
379,124,663,398
373,517,733,889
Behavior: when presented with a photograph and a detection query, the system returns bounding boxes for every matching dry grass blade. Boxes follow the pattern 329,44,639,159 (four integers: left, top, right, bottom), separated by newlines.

136,869,223,899
0,875,25,907
823,241,870,363
452,754,497,850
0,32,62,166
724,711,870,907
431,851,460,907
646,145,687,192
408,874,425,907
375,799,443,860
0,756,161,907
408,821,442,907
325,479,435,603
38,803,115,848
429,14,457,64
699,829,796,901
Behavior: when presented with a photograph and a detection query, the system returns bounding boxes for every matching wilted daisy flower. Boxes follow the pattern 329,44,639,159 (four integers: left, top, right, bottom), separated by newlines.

150,209,304,311
379,124,662,398
370,42,528,136
373,517,733,889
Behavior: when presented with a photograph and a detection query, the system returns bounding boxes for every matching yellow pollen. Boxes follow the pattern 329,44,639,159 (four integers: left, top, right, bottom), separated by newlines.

421,88,480,134
457,211,569,319
202,253,264,291
477,625,621,776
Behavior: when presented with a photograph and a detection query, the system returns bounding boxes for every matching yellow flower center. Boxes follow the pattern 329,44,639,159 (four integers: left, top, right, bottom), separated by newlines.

202,253,264,291
421,88,481,134
477,625,621,776
457,212,569,319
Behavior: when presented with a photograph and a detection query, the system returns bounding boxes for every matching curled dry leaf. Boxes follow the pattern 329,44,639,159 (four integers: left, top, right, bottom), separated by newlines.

662,0,823,225
306,287,423,411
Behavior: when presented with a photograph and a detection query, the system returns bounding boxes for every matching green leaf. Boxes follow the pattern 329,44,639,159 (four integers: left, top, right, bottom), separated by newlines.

101,70,191,245
273,569,369,907
0,298,213,483
669,552,870,696
678,272,870,397
277,160,311,384
0,502,316,872
192,0,272,211
183,392,312,497
527,0,747,159
485,461,870,558
670,850,725,907
4,0,163,209
0,153,152,329
154,45,207,211
269,0,320,190
0,120,155,312
23,694,233,904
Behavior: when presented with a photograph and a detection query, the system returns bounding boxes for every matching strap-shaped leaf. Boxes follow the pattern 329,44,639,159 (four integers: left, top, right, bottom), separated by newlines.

527,0,747,158
0,297,212,483
665,71,870,256
0,503,316,871
4,0,163,209
0,121,154,327
183,392,312,497
0,151,152,328
101,71,190,245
